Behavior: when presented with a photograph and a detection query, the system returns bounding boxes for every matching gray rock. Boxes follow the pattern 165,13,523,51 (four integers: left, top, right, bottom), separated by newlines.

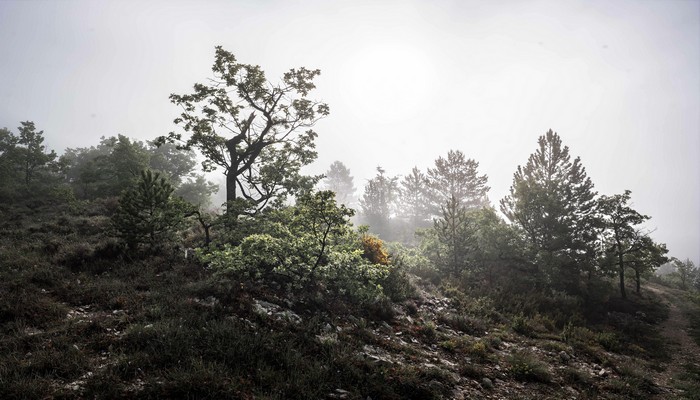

481,377,494,389
559,351,571,363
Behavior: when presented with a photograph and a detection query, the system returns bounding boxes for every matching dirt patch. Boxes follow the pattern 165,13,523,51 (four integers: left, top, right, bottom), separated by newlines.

646,283,700,398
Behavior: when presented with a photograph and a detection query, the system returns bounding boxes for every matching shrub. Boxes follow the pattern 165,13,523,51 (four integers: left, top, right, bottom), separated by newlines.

202,191,393,305
56,242,95,268
561,322,596,345
508,351,551,383
459,363,486,379
361,234,389,265
596,331,621,352
380,264,416,302
561,366,591,385
438,313,485,335
366,295,395,321
415,322,437,343
511,313,534,336
466,340,489,359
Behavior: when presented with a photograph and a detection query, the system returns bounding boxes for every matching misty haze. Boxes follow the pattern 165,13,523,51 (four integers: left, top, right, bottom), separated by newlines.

1,0,699,398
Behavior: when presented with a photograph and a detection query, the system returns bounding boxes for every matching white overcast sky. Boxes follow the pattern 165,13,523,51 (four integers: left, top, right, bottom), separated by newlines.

1,0,698,264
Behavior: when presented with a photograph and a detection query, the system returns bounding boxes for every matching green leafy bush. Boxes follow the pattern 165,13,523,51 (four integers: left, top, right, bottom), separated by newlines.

200,190,390,303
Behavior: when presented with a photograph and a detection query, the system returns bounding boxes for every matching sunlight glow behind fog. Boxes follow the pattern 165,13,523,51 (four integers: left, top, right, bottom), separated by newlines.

340,42,437,123
0,0,698,264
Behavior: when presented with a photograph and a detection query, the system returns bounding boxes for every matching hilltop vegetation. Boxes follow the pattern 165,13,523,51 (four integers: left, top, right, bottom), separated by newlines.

1,48,699,399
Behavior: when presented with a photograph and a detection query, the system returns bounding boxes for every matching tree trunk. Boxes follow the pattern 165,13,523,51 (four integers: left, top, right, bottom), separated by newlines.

225,167,236,212
618,252,626,299
635,268,641,294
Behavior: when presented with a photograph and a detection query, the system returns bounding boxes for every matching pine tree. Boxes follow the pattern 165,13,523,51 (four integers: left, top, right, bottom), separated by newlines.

322,161,356,207
500,130,597,293
427,150,489,216
359,167,398,239
434,195,474,275
112,170,185,252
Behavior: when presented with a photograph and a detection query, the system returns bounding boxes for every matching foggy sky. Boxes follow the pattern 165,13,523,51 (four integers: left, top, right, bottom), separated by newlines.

1,0,698,265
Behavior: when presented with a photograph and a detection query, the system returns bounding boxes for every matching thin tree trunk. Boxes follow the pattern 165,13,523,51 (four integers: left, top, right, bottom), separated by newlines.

618,252,626,299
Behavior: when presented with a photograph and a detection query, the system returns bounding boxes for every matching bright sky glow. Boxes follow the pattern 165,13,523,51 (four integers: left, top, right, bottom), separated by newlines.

1,0,698,264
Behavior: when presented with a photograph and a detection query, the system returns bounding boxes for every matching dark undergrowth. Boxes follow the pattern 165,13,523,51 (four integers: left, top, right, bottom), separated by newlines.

0,201,450,400
0,199,690,399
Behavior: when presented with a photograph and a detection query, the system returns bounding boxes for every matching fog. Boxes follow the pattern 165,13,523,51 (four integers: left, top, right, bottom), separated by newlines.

1,0,698,264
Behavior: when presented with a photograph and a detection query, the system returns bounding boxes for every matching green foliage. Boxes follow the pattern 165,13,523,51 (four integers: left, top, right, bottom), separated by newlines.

422,204,521,284
397,166,432,233
508,351,551,383
16,121,58,185
174,174,219,207
389,241,439,282
158,46,329,213
414,321,438,343
598,190,668,298
438,312,485,335
511,313,535,336
359,166,399,239
0,121,59,199
500,129,598,294
147,141,197,185
431,195,473,275
674,258,697,291
426,149,489,215
201,190,391,302
61,135,216,205
62,135,150,198
112,170,186,252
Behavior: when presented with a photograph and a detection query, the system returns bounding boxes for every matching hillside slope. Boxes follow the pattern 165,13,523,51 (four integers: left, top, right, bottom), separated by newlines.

1,201,699,399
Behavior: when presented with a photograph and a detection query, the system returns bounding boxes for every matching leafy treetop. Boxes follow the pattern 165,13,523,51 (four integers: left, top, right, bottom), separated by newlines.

157,46,329,213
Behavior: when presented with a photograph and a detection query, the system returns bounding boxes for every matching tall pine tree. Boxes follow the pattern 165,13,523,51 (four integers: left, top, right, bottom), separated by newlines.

500,130,597,293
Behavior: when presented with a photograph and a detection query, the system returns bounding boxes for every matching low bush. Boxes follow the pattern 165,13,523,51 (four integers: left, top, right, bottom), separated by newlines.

508,351,551,383
438,312,485,335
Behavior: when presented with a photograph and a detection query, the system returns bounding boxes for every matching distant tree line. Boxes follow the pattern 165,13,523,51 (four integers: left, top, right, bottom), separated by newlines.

322,130,671,299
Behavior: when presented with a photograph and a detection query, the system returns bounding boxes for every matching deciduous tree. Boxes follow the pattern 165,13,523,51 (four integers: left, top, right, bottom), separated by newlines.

157,46,329,214
597,190,666,298
674,258,696,290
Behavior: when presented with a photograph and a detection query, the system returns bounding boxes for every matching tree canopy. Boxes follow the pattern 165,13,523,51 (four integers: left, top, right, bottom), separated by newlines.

360,167,398,239
427,150,489,215
500,130,597,293
598,190,668,298
0,121,58,198
157,46,329,213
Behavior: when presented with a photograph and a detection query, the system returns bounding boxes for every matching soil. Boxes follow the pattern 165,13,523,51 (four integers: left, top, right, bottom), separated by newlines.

647,282,700,398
